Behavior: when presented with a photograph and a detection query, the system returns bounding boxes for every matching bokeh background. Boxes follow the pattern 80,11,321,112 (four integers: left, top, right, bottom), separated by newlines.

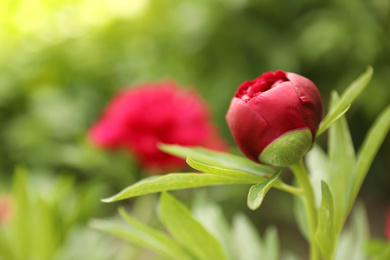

0,0,389,259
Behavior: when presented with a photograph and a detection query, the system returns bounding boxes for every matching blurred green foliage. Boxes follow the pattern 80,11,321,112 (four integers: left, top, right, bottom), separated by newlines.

1,0,389,180
0,167,132,260
0,0,389,255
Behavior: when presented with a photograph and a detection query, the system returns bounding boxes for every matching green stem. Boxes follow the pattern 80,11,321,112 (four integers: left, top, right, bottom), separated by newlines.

273,181,303,195
290,159,319,260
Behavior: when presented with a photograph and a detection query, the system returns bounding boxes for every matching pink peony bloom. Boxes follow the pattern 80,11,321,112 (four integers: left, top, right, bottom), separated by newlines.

88,81,226,171
0,195,13,225
226,70,322,166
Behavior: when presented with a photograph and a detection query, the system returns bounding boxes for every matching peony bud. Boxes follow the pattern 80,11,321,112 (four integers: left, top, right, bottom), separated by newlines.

226,70,322,167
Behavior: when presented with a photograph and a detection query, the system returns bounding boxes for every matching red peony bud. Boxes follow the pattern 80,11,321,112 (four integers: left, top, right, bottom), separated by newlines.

88,81,227,171
226,70,322,167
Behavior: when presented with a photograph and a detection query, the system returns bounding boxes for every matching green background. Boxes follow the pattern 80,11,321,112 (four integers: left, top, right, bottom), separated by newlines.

0,0,389,258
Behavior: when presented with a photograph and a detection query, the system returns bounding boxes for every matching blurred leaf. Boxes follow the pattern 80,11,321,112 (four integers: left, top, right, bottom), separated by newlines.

10,166,31,260
375,242,390,260
335,203,369,260
0,231,14,260
102,173,253,203
317,66,373,137
263,226,280,260
192,191,235,260
306,144,329,207
315,181,336,260
293,191,309,241
346,106,390,215
90,215,192,260
232,213,263,260
118,207,193,260
247,169,282,210
53,227,134,260
366,240,390,259
186,156,265,183
327,91,356,232
160,144,274,177
160,192,226,260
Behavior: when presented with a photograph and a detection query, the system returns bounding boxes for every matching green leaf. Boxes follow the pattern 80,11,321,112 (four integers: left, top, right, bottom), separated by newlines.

232,213,263,260
335,203,369,260
160,144,274,177
366,240,390,259
306,144,329,207
293,189,309,240
102,173,253,202
192,191,235,260
327,91,356,233
10,166,31,260
315,181,336,260
316,66,373,137
90,213,193,260
160,192,226,260
118,207,193,260
346,106,390,215
0,231,14,260
247,169,282,210
375,242,390,260
186,156,266,183
263,226,280,260
187,156,301,195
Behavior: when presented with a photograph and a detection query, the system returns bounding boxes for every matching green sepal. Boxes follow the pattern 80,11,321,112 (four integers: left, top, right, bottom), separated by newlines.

259,129,312,167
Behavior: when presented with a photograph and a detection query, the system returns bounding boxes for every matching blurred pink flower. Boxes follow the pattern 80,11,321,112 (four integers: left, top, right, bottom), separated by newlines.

88,81,227,171
0,195,12,225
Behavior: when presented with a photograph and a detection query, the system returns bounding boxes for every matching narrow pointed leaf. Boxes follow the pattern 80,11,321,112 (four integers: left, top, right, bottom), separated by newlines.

232,213,263,260
335,204,369,260
186,156,266,182
160,192,226,260
102,173,253,202
315,181,336,260
327,91,356,232
316,104,350,138
90,209,193,260
192,192,235,260
187,156,300,195
117,207,193,260
263,226,280,260
306,144,329,207
317,66,373,137
293,191,309,240
247,169,282,210
160,144,274,177
346,106,390,215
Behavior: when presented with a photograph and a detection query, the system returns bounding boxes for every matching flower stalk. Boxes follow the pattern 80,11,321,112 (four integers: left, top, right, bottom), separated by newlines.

290,159,319,260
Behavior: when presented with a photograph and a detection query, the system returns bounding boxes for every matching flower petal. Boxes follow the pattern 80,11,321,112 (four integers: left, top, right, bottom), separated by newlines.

248,82,308,133
226,98,278,162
